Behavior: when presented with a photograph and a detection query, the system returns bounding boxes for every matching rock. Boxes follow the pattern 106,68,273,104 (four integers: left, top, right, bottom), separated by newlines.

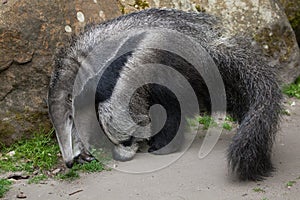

280,0,300,46
16,191,27,199
32,170,39,175
6,150,15,157
119,0,300,83
51,168,61,175
0,0,122,145
7,172,30,180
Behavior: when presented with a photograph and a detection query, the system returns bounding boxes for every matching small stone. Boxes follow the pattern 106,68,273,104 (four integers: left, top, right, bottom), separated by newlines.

77,11,85,22
7,151,15,157
65,25,72,33
52,168,61,175
8,178,17,183
263,44,269,49
32,170,39,175
291,101,296,106
2,117,10,121
284,109,291,116
16,191,27,199
99,10,105,19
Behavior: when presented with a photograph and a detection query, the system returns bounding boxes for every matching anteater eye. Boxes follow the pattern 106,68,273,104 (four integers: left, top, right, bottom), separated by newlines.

67,94,72,102
68,115,72,120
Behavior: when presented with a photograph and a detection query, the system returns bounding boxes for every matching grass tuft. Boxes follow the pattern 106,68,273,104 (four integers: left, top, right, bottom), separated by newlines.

286,180,296,187
0,129,60,173
222,122,232,131
72,160,104,173
0,179,12,198
28,174,48,184
283,77,300,99
55,169,80,181
188,114,236,130
55,160,104,181
196,115,217,130
253,187,266,193
0,129,107,197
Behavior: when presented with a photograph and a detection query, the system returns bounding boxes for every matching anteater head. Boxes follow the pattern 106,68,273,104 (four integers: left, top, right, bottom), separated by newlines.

48,50,81,168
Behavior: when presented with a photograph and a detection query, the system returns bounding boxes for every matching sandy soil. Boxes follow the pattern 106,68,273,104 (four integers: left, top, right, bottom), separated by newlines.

3,99,300,200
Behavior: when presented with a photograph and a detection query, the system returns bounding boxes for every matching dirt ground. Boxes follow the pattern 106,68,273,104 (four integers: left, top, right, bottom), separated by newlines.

3,99,300,200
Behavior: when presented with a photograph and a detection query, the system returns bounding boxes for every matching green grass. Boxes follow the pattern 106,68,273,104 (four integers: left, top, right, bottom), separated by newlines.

0,129,60,173
253,187,266,193
188,114,235,130
55,160,104,181
28,174,48,184
0,179,12,198
0,129,105,178
55,169,80,181
222,122,233,131
0,129,106,197
286,180,296,187
225,116,236,122
196,115,217,130
72,160,104,172
283,77,300,98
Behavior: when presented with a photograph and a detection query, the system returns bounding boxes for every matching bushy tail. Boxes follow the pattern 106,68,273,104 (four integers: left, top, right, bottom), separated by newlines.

227,73,282,181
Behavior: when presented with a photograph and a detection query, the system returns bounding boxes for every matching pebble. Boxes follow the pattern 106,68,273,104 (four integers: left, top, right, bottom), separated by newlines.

65,25,72,33
16,192,27,199
52,168,61,175
77,11,85,22
284,109,291,116
263,44,269,50
99,10,105,19
32,170,39,175
7,151,15,157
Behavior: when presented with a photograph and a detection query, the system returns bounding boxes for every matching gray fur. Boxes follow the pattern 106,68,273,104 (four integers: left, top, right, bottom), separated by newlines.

48,8,282,180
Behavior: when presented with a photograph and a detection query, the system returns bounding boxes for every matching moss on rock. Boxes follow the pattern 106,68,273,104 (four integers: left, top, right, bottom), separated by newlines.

0,110,52,147
253,24,295,62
